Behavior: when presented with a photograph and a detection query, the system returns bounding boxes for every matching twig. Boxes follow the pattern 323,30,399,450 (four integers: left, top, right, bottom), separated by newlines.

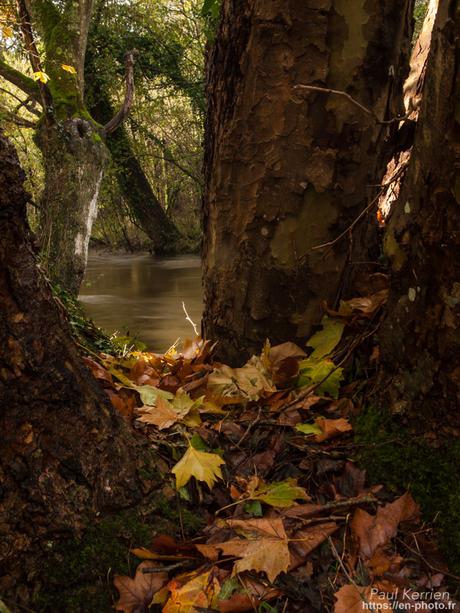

293,84,410,125
286,494,377,519
182,301,199,336
328,536,371,606
396,537,460,582
311,159,409,251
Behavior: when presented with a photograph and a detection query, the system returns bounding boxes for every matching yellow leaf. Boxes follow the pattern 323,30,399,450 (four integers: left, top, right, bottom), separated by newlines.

172,445,225,489
61,63,77,74
33,70,50,84
2,25,13,38
163,570,220,613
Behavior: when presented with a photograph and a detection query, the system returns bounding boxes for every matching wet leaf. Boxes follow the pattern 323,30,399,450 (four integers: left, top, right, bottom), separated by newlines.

114,561,168,613
172,445,225,489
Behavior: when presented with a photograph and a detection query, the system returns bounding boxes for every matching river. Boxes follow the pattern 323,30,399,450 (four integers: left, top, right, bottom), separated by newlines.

79,253,202,352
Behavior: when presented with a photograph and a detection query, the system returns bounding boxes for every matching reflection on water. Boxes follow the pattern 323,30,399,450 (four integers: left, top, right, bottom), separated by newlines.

79,253,202,352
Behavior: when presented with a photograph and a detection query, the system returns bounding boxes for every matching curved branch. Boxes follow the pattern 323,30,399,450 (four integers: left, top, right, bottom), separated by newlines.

102,50,137,137
0,57,41,101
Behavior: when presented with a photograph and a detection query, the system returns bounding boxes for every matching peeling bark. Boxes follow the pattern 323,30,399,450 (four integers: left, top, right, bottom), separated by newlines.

379,0,460,422
0,132,143,603
202,0,414,364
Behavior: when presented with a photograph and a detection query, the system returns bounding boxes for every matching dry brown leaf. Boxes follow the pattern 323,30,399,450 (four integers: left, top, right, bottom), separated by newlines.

341,289,389,317
198,518,290,582
334,584,391,613
114,561,168,613
352,492,419,558
289,522,338,569
315,417,353,442
136,397,180,429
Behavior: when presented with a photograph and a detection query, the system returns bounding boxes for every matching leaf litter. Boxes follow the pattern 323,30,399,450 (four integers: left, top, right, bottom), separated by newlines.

82,292,459,612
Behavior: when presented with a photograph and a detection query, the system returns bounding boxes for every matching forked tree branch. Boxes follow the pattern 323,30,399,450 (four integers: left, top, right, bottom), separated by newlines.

102,50,137,137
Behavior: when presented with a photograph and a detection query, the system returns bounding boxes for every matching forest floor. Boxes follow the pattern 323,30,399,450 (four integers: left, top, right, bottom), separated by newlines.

47,289,460,613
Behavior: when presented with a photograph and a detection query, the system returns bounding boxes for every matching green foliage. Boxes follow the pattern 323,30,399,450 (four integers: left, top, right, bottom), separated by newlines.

355,406,460,577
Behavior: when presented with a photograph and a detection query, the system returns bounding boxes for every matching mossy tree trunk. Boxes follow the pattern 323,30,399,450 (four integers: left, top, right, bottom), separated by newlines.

202,0,414,363
22,0,108,294
90,94,182,254
0,132,146,607
0,1,137,294
379,0,460,421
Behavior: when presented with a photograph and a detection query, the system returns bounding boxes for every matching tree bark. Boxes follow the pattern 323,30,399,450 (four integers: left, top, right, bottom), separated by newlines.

379,0,460,421
202,0,414,364
37,119,106,294
0,132,143,604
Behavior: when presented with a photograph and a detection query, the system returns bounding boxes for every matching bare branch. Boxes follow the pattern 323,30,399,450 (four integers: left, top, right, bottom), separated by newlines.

0,105,37,128
293,84,410,125
102,50,137,137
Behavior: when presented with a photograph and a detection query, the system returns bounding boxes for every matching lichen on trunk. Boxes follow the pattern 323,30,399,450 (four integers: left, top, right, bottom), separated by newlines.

37,118,107,294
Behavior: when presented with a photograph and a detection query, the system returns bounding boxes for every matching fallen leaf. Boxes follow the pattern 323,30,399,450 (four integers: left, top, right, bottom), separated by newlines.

334,584,391,613
339,289,389,317
163,570,220,613
289,522,338,569
137,397,180,429
352,492,419,558
114,561,168,613
307,317,345,359
249,479,311,508
198,518,290,582
298,358,344,398
172,445,225,489
296,417,352,442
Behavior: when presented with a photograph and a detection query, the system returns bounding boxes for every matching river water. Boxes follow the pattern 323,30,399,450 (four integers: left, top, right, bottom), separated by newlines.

79,253,202,352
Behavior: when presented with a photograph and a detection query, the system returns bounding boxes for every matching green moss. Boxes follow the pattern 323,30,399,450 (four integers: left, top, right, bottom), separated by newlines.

33,510,153,612
354,406,460,579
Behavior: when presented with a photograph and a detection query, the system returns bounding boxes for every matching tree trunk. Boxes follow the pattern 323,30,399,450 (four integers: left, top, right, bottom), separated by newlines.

37,119,107,294
0,132,144,605
109,126,182,253
379,0,460,421
202,0,414,364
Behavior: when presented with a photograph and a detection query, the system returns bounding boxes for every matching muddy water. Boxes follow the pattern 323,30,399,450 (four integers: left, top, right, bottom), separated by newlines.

79,253,202,352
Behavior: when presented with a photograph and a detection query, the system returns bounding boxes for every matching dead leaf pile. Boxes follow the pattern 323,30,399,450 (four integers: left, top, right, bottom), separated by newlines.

81,294,456,612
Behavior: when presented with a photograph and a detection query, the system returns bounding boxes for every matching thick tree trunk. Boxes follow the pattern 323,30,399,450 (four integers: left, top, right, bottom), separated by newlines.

202,0,414,363
0,133,143,604
379,0,460,421
37,119,107,294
